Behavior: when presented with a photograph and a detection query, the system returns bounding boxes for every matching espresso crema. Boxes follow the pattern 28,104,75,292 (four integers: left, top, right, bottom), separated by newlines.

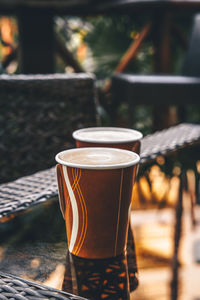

56,148,140,170
72,127,143,144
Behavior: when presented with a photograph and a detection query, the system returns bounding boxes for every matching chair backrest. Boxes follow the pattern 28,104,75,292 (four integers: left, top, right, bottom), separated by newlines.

0,73,96,183
182,14,200,77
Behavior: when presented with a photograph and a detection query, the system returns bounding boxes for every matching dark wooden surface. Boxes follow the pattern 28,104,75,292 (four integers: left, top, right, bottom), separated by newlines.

94,0,200,15
17,8,55,74
1,0,200,15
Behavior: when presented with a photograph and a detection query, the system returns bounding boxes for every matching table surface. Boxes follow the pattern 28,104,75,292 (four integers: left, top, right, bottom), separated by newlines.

1,192,200,299
0,198,138,299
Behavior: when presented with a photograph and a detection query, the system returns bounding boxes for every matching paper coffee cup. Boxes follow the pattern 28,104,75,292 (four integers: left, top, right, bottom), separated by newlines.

56,147,140,259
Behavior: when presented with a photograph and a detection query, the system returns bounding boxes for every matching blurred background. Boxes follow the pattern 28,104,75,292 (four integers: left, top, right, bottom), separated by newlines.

0,4,200,300
0,12,200,134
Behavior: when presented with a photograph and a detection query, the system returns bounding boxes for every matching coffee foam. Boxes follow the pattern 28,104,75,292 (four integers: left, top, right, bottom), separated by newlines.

72,127,143,143
56,148,140,170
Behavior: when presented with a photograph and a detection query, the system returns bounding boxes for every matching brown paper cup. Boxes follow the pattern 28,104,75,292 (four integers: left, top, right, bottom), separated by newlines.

72,127,142,261
55,147,140,259
72,127,143,154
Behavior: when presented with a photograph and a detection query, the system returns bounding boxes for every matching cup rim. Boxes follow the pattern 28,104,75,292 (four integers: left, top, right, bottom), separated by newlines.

55,147,140,170
72,127,143,144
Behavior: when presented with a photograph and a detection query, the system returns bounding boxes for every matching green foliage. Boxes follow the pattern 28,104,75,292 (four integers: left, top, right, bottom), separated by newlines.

84,14,154,80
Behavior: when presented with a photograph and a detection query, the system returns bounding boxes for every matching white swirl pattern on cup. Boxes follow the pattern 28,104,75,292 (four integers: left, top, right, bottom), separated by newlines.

62,165,79,253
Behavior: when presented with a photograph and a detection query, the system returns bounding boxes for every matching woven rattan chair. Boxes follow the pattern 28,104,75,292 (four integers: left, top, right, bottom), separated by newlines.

0,73,96,184
0,271,86,300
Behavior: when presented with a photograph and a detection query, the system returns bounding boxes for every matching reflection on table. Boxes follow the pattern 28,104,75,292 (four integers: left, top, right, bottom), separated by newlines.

61,205,139,299
62,248,138,300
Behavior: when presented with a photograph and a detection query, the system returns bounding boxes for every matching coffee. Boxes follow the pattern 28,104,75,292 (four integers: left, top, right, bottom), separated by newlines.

56,147,139,169
73,127,143,144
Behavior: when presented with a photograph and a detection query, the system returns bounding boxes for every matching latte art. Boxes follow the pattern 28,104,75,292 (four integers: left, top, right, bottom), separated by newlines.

56,148,140,170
